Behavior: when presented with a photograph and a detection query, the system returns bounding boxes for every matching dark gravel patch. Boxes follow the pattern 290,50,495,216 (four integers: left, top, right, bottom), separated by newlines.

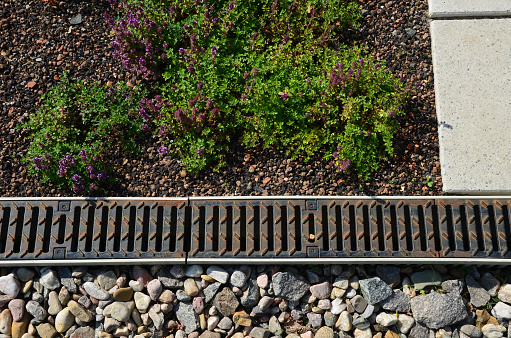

0,0,443,197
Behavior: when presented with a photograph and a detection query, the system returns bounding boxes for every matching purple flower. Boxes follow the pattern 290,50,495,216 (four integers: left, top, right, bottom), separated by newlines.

89,183,99,192
197,82,203,90
252,67,258,77
158,146,169,154
388,112,394,116
211,46,218,55
281,92,289,101
322,70,327,76
196,148,204,155
44,132,50,138
142,124,149,131
282,35,290,43
179,48,185,55
306,78,311,83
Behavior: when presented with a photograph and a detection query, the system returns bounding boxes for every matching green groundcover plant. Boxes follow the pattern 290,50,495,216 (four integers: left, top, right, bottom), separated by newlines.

22,0,413,194
105,0,412,178
20,72,149,194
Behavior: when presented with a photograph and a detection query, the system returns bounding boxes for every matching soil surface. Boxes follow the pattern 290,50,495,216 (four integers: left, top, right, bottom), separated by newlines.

0,0,442,197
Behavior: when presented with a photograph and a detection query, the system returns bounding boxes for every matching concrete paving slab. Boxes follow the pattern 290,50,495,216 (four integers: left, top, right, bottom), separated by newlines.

431,19,511,194
429,1,511,18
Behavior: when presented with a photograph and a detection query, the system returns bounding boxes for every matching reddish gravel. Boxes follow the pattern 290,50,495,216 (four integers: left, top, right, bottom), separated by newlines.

0,0,443,197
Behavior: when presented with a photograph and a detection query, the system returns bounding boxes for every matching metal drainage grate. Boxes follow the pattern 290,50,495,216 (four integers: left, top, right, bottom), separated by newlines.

0,197,511,263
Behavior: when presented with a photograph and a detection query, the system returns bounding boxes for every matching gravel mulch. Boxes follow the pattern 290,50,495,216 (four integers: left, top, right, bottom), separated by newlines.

0,0,443,197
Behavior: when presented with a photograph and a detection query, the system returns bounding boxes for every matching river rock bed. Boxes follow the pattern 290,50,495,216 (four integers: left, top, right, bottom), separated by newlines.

0,264,509,338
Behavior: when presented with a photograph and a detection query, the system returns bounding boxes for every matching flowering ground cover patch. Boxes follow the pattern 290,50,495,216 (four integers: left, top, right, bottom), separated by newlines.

20,0,414,194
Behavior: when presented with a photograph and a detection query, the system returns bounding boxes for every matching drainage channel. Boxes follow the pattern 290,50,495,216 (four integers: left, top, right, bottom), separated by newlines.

1,197,511,266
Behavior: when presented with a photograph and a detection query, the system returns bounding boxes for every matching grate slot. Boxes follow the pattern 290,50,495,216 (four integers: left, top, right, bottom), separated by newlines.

99,207,108,252
389,205,399,251
0,207,9,254
403,205,413,251
13,207,25,254
335,205,343,251
85,206,96,252
295,206,303,252
168,206,178,253
198,206,206,252
279,206,288,252
113,206,122,253
28,207,39,253
253,206,261,252
321,205,329,251
307,213,314,244
239,206,247,252
141,206,151,252
417,206,427,251
217,205,227,254
362,205,370,251
376,205,385,251
472,205,485,253
348,205,356,251
267,205,274,252
212,206,220,252
487,205,500,253
42,207,53,253
459,205,470,251
502,205,511,255
183,206,192,253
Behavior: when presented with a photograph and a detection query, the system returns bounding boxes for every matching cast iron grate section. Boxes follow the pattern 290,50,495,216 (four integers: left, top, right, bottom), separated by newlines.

0,198,510,261
187,198,511,259
0,199,187,260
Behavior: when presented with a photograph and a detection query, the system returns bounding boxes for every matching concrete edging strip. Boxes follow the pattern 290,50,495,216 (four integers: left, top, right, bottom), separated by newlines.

429,0,511,18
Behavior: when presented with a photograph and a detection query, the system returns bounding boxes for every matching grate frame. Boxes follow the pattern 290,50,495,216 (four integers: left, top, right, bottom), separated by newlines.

0,197,511,264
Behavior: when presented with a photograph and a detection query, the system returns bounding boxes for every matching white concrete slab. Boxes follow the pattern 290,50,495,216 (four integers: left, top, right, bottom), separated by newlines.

429,0,511,18
431,19,511,194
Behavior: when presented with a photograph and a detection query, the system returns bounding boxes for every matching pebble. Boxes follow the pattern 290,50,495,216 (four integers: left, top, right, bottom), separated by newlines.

55,308,75,333
460,324,483,338
184,278,200,296
0,309,12,335
396,314,414,334
113,287,133,302
97,270,117,291
134,292,151,313
410,292,468,329
47,291,62,315
25,300,47,322
0,274,20,298
8,299,25,322
272,272,310,302
481,324,506,338
186,265,204,278
206,266,230,284
410,270,442,291
133,266,152,287
67,300,93,323
310,282,332,300
337,311,352,331
359,277,393,305
16,268,34,283
466,275,491,308
376,312,398,326
479,272,500,297
498,284,511,304
39,269,60,291
103,301,134,322
82,282,110,301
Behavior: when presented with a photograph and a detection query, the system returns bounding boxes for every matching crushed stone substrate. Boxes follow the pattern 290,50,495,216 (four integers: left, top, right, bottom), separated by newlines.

0,264,508,337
